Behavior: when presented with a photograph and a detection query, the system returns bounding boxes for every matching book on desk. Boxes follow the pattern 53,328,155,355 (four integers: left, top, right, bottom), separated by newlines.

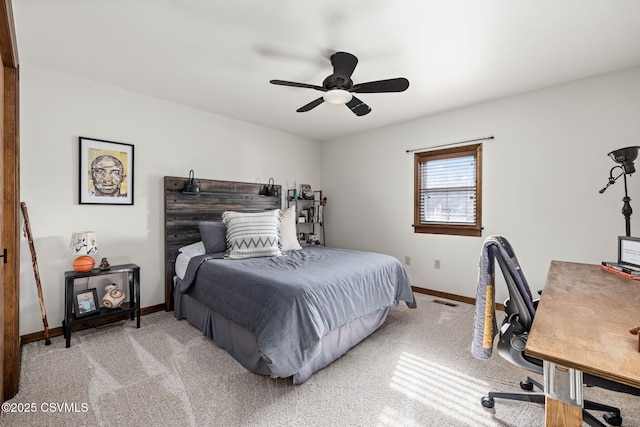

601,262,640,280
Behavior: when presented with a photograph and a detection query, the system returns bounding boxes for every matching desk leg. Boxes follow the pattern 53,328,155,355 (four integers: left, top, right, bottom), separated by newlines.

545,396,582,426
543,361,583,427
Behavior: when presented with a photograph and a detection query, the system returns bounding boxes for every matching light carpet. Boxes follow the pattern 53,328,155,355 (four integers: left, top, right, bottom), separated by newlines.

2,293,639,426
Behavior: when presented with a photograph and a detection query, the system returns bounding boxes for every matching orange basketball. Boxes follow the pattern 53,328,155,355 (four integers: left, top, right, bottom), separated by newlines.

73,256,95,272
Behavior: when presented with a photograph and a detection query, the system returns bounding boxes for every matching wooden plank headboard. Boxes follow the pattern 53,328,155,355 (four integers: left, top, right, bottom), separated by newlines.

163,176,282,310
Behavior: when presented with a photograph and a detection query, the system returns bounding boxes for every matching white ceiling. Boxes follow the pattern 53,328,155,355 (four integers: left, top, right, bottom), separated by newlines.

12,0,640,142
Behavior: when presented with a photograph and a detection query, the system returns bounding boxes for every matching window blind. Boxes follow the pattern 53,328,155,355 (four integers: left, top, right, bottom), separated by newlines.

419,155,476,224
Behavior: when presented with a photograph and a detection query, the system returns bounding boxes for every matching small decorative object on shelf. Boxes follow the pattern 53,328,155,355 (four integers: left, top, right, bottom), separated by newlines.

74,288,100,317
300,184,314,200
99,257,111,271
102,284,126,309
308,234,321,245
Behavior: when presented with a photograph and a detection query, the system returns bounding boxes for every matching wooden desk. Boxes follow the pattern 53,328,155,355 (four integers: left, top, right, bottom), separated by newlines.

526,260,640,426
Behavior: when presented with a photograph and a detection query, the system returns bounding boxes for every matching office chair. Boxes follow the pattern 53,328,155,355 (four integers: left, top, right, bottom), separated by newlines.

473,236,640,427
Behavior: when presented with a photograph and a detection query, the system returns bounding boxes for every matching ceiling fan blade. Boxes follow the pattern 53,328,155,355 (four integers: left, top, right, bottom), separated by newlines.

351,77,409,93
331,52,358,80
297,97,324,112
346,96,371,116
270,80,326,91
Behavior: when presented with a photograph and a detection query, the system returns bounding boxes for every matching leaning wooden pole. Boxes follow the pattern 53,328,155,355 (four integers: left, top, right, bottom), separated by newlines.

20,202,51,345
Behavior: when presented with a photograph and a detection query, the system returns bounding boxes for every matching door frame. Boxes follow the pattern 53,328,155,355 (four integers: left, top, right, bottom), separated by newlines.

0,0,20,401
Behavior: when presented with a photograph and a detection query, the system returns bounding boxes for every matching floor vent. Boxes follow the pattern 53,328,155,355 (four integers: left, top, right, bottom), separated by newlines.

432,299,459,307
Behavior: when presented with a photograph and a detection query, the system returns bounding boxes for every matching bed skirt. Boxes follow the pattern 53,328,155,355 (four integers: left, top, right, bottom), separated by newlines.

174,287,390,384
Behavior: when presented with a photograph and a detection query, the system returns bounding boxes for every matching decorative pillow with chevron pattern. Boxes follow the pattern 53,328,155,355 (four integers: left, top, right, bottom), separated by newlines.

222,209,282,259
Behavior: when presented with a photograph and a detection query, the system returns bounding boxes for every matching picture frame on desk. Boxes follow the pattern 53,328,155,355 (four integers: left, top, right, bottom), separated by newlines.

74,288,100,317
619,236,640,267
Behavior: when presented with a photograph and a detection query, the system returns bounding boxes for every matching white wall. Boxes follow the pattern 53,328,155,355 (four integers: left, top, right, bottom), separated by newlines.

322,66,640,304
19,63,321,335
19,62,640,335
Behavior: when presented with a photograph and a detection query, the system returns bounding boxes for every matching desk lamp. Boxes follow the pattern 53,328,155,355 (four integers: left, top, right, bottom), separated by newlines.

599,146,640,237
69,231,98,272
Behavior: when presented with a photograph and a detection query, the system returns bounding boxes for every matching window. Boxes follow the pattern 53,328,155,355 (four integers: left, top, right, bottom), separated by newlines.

414,143,482,236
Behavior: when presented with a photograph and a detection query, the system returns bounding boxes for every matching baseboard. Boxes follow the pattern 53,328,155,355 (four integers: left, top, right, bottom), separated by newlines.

411,286,505,311
20,303,166,346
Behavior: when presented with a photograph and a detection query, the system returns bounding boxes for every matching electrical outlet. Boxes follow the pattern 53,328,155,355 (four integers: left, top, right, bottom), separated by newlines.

434,259,441,269
404,256,411,265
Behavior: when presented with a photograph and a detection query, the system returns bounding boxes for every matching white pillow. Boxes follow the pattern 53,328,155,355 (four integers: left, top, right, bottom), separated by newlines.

174,253,191,280
222,210,282,259
178,241,206,257
280,206,302,251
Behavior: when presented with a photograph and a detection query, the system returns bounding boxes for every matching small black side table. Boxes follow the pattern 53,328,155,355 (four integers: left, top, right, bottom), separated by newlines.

63,263,140,348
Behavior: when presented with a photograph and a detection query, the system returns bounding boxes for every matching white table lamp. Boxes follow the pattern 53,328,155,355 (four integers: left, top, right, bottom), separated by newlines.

69,231,98,272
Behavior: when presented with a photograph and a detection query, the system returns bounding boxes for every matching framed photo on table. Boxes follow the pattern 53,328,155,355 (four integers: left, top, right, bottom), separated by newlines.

74,288,99,317
79,137,134,205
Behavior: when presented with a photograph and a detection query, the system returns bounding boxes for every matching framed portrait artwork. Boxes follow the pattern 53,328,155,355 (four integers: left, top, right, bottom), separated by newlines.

74,288,100,317
79,137,134,205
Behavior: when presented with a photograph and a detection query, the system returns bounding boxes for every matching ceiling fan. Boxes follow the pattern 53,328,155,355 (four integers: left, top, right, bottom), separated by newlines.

270,51,409,116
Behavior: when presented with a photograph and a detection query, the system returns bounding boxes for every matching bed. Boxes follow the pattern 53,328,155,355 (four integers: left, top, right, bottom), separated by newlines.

164,176,416,384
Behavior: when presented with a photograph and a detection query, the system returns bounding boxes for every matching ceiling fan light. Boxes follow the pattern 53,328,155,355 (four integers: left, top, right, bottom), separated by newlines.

323,89,353,105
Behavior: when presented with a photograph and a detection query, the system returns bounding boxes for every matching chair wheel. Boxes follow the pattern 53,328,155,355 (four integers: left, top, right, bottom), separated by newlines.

481,396,495,408
603,412,622,426
520,380,534,391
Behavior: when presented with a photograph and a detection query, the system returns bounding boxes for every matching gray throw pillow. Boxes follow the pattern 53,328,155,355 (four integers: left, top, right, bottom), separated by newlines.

198,221,227,254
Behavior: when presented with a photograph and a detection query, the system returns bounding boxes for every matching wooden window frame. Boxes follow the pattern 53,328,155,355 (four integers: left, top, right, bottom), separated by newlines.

413,143,483,237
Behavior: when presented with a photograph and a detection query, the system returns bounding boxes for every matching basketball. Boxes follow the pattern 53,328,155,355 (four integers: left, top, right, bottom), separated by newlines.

73,256,95,272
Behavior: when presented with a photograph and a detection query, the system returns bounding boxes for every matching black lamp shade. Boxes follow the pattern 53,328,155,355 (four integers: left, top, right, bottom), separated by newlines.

609,146,640,174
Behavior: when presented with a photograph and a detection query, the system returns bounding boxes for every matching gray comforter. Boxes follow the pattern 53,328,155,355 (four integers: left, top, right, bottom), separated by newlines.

175,245,416,378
